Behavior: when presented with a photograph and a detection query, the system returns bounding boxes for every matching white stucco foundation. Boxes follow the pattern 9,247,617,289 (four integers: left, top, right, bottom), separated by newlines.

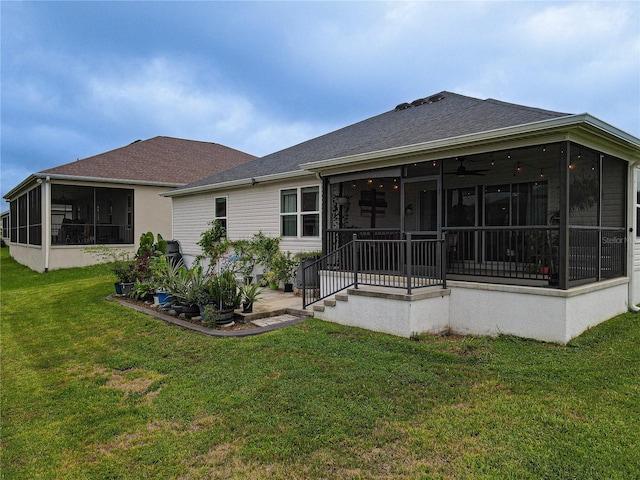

313,277,630,344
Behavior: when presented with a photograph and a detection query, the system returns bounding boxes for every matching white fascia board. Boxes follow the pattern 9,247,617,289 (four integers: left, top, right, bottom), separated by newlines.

3,174,38,200
4,173,184,199
42,174,185,188
300,114,640,172
162,169,312,198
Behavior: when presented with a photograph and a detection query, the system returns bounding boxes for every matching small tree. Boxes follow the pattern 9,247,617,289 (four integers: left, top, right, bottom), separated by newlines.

196,220,229,273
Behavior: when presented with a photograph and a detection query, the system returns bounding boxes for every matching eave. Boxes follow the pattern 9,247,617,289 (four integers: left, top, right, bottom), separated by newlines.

4,173,185,200
162,169,314,198
300,114,640,176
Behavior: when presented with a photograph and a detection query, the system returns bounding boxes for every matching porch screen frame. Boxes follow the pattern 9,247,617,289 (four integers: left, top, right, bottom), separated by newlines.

50,184,135,245
401,175,442,238
9,185,42,246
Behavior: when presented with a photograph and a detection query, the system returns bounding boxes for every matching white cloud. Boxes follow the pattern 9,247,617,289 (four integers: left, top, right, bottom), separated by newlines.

81,56,331,156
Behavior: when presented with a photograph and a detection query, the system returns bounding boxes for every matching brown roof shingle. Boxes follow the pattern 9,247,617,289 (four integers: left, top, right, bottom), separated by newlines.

40,136,256,185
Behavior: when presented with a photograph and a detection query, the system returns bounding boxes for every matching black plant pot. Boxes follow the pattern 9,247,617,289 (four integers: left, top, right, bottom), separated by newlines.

120,282,134,297
284,283,293,292
242,301,253,313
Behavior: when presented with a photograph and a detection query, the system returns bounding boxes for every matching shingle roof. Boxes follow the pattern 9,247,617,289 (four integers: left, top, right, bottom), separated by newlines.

177,91,571,191
40,136,256,185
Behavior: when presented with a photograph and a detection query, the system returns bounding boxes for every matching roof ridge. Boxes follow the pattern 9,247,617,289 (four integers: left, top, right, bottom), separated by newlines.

483,97,570,117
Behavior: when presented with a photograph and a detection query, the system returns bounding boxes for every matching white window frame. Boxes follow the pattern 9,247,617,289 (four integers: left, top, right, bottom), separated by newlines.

280,185,320,238
214,196,228,231
636,169,640,239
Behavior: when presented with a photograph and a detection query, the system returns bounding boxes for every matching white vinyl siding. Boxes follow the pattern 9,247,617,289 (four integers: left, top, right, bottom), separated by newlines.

171,176,322,261
172,194,215,262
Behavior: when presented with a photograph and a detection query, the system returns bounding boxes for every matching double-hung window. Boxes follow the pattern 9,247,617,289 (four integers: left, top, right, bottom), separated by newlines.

280,186,320,237
636,170,640,238
214,196,227,230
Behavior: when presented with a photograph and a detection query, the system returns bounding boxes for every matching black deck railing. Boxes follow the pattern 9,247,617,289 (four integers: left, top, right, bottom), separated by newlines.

51,222,134,245
302,234,446,308
305,226,627,307
443,226,560,283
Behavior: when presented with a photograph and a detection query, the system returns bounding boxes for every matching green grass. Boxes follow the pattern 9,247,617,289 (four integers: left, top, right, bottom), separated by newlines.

1,246,639,479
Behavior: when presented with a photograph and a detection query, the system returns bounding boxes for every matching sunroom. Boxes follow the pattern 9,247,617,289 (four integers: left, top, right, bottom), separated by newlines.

301,138,633,342
311,141,626,297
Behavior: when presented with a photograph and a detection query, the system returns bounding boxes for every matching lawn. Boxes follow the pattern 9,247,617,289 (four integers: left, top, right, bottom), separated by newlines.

1,246,639,479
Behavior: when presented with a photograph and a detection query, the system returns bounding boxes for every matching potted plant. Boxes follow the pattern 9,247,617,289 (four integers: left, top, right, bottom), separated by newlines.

195,220,229,274
114,259,139,296
129,279,155,302
84,246,135,294
264,270,279,290
230,239,257,285
164,264,207,315
240,282,263,313
196,270,240,321
201,304,235,328
271,251,298,292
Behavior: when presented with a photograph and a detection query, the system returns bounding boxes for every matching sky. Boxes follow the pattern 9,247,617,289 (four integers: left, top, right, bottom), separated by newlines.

2,1,639,202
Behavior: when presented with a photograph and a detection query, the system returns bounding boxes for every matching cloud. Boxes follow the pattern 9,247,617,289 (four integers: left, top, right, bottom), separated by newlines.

80,55,331,155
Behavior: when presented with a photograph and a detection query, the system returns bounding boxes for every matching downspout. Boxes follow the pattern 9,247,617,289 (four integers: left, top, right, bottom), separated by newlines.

44,176,51,273
629,160,640,312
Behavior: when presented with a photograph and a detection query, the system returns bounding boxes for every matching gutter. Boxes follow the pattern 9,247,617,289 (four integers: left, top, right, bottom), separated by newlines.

162,169,312,197
629,159,640,313
43,176,51,273
4,173,184,199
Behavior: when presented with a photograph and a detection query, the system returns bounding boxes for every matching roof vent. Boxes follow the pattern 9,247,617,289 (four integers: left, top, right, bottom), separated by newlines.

426,94,445,103
411,98,428,107
394,102,411,111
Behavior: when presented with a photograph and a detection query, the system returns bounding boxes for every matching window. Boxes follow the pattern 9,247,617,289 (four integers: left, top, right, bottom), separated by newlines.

214,196,227,230
301,187,320,237
280,186,320,237
281,189,297,237
637,170,640,237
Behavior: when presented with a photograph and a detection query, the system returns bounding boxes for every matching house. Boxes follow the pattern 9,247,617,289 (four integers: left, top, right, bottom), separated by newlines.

174,92,638,343
3,136,256,272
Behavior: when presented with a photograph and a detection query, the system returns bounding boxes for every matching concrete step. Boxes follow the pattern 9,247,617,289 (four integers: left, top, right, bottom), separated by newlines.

313,304,325,312
324,299,337,307
335,293,349,302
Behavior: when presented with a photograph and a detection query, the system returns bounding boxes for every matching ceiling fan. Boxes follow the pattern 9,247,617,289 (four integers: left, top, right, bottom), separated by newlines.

445,157,489,177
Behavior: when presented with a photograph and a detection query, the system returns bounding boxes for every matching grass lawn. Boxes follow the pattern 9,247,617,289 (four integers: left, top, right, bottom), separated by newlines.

1,246,639,479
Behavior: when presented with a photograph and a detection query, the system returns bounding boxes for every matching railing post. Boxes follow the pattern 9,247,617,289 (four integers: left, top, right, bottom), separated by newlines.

352,233,358,289
441,232,447,289
406,233,412,295
301,260,306,309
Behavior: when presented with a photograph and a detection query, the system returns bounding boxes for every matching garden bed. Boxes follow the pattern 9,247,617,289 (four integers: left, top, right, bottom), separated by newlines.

109,294,305,337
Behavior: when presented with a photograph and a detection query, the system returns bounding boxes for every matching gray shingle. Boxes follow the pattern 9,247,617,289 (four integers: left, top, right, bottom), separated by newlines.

40,136,256,185
178,91,570,191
